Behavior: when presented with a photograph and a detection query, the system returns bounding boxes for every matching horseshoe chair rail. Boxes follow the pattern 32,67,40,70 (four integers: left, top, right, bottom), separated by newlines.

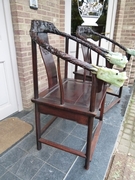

74,26,131,113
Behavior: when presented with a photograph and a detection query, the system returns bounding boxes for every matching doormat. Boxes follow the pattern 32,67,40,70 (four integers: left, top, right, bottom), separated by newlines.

0,117,33,155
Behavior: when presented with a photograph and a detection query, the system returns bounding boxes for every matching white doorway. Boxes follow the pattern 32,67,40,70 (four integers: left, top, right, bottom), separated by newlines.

65,0,118,77
0,0,23,120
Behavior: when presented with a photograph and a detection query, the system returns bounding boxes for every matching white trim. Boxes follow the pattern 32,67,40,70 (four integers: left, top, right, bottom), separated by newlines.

65,0,71,34
65,0,74,78
3,0,23,111
105,0,118,42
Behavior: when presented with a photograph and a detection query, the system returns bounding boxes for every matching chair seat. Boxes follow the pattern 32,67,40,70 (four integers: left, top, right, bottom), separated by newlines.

32,79,106,125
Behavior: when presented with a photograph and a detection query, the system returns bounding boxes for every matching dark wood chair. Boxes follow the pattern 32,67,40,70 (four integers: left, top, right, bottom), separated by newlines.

30,20,112,170
74,26,131,113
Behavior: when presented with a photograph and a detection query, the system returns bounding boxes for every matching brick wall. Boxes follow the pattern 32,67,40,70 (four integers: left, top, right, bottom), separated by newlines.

9,0,65,109
114,0,135,85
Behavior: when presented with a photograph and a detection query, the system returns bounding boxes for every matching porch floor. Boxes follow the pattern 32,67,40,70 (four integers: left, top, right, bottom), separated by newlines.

0,85,133,180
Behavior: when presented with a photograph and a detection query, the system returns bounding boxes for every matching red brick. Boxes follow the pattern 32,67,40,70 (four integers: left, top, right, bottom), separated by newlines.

16,5,23,11
14,30,25,35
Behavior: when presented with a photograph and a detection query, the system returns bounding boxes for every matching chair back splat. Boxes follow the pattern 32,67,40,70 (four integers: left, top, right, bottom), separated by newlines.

39,33,58,88
30,20,109,170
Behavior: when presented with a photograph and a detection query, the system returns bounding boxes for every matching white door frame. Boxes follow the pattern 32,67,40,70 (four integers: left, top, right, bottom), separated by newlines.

105,0,118,50
3,0,23,112
65,0,71,34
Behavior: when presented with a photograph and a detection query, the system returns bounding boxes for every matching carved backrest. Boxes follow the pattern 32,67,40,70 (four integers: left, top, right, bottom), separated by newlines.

39,33,58,88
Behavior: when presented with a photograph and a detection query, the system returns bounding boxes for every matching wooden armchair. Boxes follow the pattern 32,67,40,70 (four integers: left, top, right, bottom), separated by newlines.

30,20,117,169
74,26,131,113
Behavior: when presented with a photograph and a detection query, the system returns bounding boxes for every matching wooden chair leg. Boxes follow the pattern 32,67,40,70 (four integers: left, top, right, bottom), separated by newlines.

99,94,106,120
85,118,94,170
35,105,42,150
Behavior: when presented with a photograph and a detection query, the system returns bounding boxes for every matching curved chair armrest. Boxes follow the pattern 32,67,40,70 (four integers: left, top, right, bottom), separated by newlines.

76,26,131,68
30,20,128,68
30,20,127,87
30,29,96,73
30,20,107,59
76,26,127,53
83,27,135,57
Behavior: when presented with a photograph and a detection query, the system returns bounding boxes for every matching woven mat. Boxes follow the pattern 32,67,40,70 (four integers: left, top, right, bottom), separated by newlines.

0,117,33,155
